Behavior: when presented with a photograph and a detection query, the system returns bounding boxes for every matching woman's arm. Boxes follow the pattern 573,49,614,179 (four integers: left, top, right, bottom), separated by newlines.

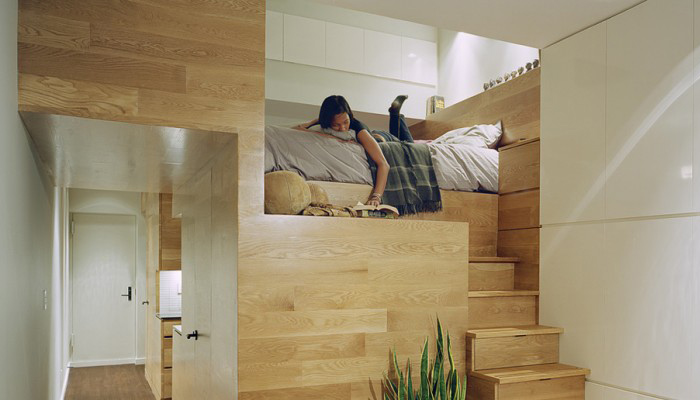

293,117,319,131
357,129,389,206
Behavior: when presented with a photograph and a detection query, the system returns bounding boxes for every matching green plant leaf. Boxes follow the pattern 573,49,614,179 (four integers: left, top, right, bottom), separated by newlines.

437,360,446,400
406,360,414,399
420,339,430,400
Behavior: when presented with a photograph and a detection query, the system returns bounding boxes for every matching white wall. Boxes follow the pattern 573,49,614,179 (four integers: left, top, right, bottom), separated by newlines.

265,0,438,122
540,1,700,399
69,189,148,363
0,1,58,399
438,29,539,107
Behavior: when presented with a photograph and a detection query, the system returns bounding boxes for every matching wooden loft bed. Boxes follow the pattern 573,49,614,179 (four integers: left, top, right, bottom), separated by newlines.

311,68,541,258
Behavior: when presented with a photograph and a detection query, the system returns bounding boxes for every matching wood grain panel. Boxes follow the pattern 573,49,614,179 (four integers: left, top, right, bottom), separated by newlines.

499,190,540,230
293,285,470,310
469,263,515,291
187,65,264,101
19,74,138,118
18,12,89,50
238,334,365,364
238,286,295,313
159,193,181,270
19,42,187,93
473,334,559,370
239,384,352,400
499,139,540,194
468,296,537,329
90,26,263,67
498,376,585,400
309,181,497,256
239,309,388,339
238,361,302,392
410,68,540,144
498,228,540,291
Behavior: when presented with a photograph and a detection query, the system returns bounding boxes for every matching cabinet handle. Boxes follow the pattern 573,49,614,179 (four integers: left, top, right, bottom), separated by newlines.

186,330,198,340
120,286,132,301
141,300,149,305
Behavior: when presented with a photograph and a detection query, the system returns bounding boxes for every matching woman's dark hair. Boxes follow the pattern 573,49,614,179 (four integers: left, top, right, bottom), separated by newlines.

318,95,354,128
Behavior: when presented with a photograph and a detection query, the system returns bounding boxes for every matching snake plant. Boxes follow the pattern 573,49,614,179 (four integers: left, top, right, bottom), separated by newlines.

382,318,467,400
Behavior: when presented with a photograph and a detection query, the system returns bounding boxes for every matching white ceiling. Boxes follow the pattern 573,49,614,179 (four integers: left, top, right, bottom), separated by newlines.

308,0,645,48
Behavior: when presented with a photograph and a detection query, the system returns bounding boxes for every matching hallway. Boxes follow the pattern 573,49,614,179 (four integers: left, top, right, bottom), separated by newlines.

65,365,155,400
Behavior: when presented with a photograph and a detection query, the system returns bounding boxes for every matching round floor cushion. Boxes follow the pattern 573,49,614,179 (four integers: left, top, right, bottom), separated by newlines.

307,182,330,204
264,171,311,214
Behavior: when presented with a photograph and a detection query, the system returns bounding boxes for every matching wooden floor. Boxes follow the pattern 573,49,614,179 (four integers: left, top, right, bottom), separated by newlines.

65,364,155,400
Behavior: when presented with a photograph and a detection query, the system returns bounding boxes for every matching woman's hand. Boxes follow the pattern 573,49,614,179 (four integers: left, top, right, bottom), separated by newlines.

366,196,381,207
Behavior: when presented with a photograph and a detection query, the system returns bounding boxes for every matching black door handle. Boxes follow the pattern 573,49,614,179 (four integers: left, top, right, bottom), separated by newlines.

186,330,198,340
121,286,132,301
141,300,149,305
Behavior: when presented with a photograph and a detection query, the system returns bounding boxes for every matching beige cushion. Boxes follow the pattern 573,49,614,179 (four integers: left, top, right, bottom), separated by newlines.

307,182,330,204
264,171,311,215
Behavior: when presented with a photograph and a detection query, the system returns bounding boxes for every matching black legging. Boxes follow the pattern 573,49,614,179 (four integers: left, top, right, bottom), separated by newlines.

371,113,414,143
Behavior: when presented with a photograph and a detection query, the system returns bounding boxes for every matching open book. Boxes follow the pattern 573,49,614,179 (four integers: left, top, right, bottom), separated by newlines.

352,202,400,219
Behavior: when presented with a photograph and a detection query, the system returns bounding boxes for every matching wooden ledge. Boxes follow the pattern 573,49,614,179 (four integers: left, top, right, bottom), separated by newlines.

469,363,590,384
470,256,520,263
468,290,539,298
498,137,540,152
466,325,563,339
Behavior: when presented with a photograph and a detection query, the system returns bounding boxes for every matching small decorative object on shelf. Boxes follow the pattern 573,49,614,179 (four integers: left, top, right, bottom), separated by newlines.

489,79,496,88
518,66,524,75
425,95,445,116
483,59,540,91
533,58,540,68
496,76,503,84
511,71,518,79
483,82,490,91
503,72,511,82
526,62,533,71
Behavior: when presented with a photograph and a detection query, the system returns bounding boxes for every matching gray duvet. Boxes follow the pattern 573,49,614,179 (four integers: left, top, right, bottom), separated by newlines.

264,125,498,193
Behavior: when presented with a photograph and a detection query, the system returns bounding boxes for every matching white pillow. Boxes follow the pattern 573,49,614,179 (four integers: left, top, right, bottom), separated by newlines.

432,121,502,149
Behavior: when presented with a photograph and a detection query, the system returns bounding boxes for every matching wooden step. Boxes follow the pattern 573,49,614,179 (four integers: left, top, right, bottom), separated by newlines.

466,326,563,371
469,294,537,329
467,325,564,339
467,364,589,400
470,256,520,263
469,262,514,291
469,290,539,298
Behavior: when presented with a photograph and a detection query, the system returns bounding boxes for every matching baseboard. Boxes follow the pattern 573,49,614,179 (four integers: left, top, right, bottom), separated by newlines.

69,358,139,368
60,367,70,400
135,357,145,365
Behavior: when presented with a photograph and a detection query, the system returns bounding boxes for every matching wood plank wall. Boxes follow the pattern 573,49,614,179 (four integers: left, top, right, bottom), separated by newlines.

19,1,475,398
159,193,181,270
408,69,542,291
17,0,265,133
497,139,541,290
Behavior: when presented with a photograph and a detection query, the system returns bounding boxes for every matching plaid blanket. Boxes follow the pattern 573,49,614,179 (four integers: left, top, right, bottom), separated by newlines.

367,141,442,215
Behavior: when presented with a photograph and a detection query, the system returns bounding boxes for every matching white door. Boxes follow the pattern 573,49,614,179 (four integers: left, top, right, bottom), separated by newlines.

71,213,136,366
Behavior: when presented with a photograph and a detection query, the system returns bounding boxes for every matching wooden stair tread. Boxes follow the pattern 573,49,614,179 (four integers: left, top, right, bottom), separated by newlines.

466,325,564,338
469,363,590,384
470,256,520,263
469,290,539,298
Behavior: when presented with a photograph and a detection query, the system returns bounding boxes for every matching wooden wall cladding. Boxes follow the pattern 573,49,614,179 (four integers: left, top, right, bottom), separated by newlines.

237,215,470,398
499,190,540,231
17,0,265,133
499,139,540,195
159,193,181,270
409,69,540,144
309,181,498,257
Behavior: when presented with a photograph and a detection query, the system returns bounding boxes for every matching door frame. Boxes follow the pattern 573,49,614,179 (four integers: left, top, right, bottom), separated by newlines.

68,211,138,367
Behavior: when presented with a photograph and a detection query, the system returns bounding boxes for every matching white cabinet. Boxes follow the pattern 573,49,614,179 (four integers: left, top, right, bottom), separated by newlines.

364,30,402,80
605,0,693,219
326,22,364,74
540,22,606,224
265,11,283,61
283,14,325,68
401,37,437,85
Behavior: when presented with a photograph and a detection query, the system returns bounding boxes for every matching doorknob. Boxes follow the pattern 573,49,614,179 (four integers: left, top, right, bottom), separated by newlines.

121,286,132,301
141,300,149,305
186,330,199,340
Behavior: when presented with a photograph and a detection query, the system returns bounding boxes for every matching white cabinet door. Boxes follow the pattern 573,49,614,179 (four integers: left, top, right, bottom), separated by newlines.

265,11,283,61
401,37,437,85
541,22,607,224
283,14,325,68
364,30,402,80
326,22,364,74
605,0,693,219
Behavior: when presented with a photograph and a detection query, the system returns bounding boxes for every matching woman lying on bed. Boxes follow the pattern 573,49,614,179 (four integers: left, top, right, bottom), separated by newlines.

295,95,413,206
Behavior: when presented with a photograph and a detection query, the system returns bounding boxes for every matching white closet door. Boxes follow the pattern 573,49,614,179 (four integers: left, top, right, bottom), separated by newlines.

193,170,212,399
401,37,437,85
541,22,607,224
326,22,364,74
265,11,283,61
364,30,402,80
283,14,325,68
605,0,693,219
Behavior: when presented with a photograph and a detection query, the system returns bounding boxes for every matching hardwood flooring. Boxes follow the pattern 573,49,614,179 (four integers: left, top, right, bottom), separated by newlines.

65,364,155,400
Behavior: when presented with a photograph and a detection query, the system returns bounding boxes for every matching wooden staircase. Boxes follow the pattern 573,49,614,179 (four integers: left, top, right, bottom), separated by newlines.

466,257,590,399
